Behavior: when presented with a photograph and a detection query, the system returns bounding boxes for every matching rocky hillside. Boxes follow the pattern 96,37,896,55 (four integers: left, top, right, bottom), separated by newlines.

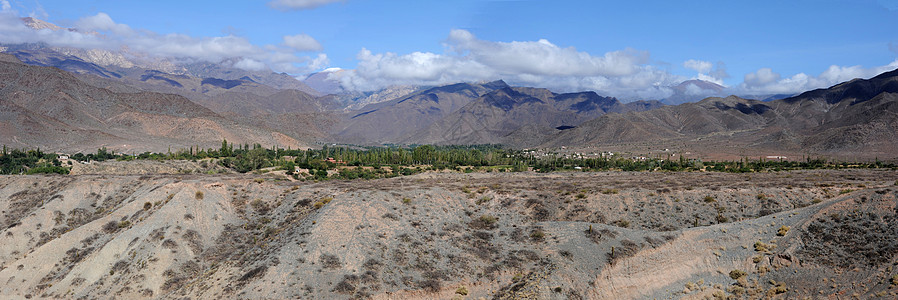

1,169,896,299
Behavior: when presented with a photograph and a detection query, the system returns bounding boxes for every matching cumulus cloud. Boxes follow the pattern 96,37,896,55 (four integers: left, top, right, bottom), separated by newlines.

683,59,712,74
283,33,322,51
447,29,649,77
743,68,781,87
75,12,132,35
269,0,344,10
0,11,328,74
234,58,267,71
683,59,728,86
307,53,330,70
333,29,680,100
738,60,898,95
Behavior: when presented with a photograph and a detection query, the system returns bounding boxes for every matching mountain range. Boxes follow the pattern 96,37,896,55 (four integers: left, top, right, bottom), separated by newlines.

1,17,897,159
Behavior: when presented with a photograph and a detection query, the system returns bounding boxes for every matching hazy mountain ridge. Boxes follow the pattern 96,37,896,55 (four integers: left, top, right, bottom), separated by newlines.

332,81,509,144
403,86,663,146
543,69,898,158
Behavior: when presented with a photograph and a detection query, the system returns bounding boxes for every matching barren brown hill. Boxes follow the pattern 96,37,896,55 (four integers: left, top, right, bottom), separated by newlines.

0,53,309,153
1,169,896,299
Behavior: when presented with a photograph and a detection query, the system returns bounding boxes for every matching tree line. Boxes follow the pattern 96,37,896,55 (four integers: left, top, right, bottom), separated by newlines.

1,140,894,176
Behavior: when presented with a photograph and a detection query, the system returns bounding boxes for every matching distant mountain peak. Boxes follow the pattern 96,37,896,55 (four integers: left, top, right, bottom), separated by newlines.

479,79,509,90
661,79,728,105
20,17,65,31
673,79,726,93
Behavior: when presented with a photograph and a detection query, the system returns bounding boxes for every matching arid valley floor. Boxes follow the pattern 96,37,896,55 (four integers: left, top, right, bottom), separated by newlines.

1,164,897,299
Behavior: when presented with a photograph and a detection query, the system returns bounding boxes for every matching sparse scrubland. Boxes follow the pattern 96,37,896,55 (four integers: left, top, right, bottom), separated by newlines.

1,168,897,299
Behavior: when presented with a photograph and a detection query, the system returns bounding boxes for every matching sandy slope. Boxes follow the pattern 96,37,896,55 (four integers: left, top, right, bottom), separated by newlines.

0,169,896,299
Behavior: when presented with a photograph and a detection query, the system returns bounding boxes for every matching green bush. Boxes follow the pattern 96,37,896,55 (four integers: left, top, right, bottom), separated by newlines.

25,165,70,175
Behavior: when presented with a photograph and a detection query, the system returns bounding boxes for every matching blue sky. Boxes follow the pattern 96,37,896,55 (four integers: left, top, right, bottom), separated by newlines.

3,0,898,99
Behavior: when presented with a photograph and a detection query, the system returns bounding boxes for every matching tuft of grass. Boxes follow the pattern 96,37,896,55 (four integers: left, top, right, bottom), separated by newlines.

455,286,468,296
704,195,716,203
754,241,771,252
313,197,333,209
776,225,790,236
601,188,619,195
530,229,545,240
756,193,767,200
195,191,204,200
402,197,412,204
728,285,745,295
254,178,264,184
729,269,747,280
118,221,131,228
839,189,853,195
143,202,153,210
575,193,586,199
613,219,630,228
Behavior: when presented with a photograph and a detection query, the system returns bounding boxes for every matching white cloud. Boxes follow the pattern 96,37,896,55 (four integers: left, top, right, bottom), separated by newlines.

683,59,728,86
332,29,680,100
283,33,322,51
269,0,344,10
234,58,267,71
683,59,712,74
684,83,707,96
1,1,11,12
738,60,898,95
743,68,781,87
447,29,649,77
308,53,329,70
0,11,329,74
75,12,133,35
